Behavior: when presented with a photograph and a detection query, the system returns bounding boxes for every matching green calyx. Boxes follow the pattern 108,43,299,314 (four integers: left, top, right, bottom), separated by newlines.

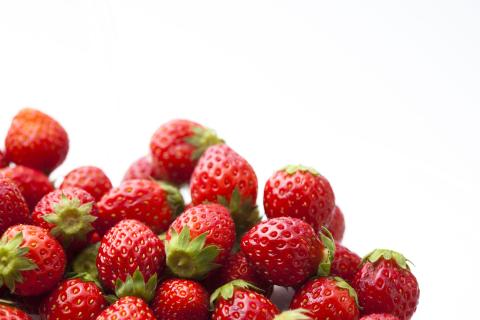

333,276,359,307
281,165,320,176
363,249,411,270
185,126,224,160
114,269,158,303
317,227,336,277
210,280,259,309
274,309,312,320
67,272,103,289
0,232,37,293
72,242,100,285
43,194,96,247
165,226,220,279
158,181,185,217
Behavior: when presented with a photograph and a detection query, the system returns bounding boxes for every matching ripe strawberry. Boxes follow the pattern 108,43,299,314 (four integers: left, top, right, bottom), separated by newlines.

123,155,162,181
97,219,165,292
0,178,30,234
0,304,31,320
165,204,235,279
0,166,54,211
151,278,209,320
60,166,112,201
360,315,400,320
326,206,345,242
97,179,184,234
331,242,361,283
96,296,156,320
352,249,420,320
263,165,335,233
241,217,323,287
190,144,259,236
5,108,69,174
0,150,8,168
40,278,107,320
0,224,66,296
150,119,223,184
290,277,360,320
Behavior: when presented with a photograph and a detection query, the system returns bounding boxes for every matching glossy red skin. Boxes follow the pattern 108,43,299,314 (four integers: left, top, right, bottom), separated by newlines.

0,178,30,234
212,288,279,320
152,279,209,320
167,204,235,263
96,296,156,320
190,144,258,208
241,217,323,287
360,314,401,320
123,156,162,181
352,258,420,320
97,179,175,234
326,206,345,242
60,166,112,201
97,219,165,292
0,304,32,320
5,108,69,174
264,169,335,233
0,166,54,211
331,242,361,284
3,225,66,296
0,150,8,168
290,277,360,320
40,278,107,320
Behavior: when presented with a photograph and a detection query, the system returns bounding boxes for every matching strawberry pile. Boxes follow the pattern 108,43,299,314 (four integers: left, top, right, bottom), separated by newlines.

0,108,420,320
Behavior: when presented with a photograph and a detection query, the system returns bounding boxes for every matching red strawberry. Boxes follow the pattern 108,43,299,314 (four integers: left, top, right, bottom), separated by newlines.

290,277,360,320
190,144,259,236
0,166,54,211
326,206,345,242
352,250,420,319
150,119,223,184
0,304,31,320
165,204,235,279
360,315,400,320
5,108,69,174
40,278,107,320
60,166,112,201
0,224,66,296
0,150,9,168
241,217,323,287
263,165,335,233
151,278,209,320
97,179,184,234
331,242,361,283
123,156,162,181
0,178,30,234
96,296,156,320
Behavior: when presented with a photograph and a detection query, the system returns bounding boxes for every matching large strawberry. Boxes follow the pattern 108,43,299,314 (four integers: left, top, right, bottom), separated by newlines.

352,249,420,320
360,315,400,320
150,119,223,184
0,304,31,320
264,165,335,233
0,166,54,211
331,242,361,283
0,150,8,168
97,179,184,234
151,278,209,320
165,204,235,279
326,206,345,242
123,156,162,181
0,178,30,234
0,224,66,296
60,166,112,201
5,108,69,174
96,296,156,320
190,144,259,237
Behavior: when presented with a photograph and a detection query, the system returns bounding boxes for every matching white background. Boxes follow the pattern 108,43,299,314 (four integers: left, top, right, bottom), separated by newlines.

1,1,479,318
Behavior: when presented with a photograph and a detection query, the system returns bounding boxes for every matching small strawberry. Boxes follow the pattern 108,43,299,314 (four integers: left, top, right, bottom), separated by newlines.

0,178,30,234
0,150,9,168
0,224,66,296
263,165,335,233
331,242,361,283
60,166,112,201
97,179,184,234
151,278,209,320
290,277,360,320
360,315,400,320
0,304,31,320
123,156,162,181
190,144,259,237
40,278,107,320
165,204,235,279
5,108,69,174
0,166,54,211
96,296,156,320
352,249,420,320
326,206,345,242
150,119,223,184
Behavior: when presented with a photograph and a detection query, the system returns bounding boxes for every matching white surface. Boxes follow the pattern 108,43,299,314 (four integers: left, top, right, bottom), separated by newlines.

0,1,479,317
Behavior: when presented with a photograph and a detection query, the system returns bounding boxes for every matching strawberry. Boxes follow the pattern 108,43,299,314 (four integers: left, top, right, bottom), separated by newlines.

331,242,361,283
0,224,66,296
0,166,54,211
0,150,9,168
40,278,107,320
5,108,69,174
97,179,184,234
360,315,400,320
290,277,360,320
0,178,30,234
96,296,156,320
0,304,31,320
326,206,345,242
60,166,112,201
150,119,223,184
241,217,323,287
352,249,420,319
165,204,235,279
151,278,209,320
190,144,259,237
123,156,162,181
263,165,335,233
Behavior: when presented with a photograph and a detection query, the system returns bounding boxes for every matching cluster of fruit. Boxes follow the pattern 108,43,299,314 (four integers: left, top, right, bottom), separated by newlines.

0,108,420,320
